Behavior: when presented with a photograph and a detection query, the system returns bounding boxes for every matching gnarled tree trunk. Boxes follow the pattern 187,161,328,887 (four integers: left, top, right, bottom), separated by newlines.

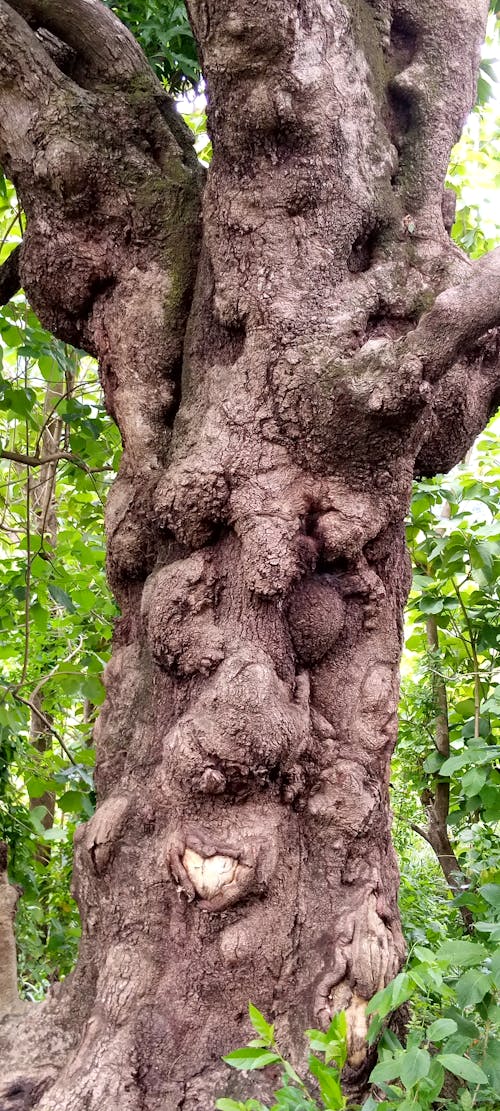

1,1,499,1108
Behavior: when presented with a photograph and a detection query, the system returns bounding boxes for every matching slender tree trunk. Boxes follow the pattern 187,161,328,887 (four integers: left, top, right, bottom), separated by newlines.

0,1,499,1108
28,379,66,860
411,616,473,930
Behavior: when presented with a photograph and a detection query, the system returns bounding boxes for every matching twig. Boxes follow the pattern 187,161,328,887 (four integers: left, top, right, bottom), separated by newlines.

0,449,112,474
10,691,76,765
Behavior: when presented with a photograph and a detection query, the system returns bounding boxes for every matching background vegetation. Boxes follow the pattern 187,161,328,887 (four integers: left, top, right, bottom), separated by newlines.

0,4,499,1109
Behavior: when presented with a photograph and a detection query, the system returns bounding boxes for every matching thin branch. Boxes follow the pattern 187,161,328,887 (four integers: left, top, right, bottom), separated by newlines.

19,345,31,688
410,822,434,848
451,577,482,740
30,638,82,703
0,448,112,474
425,615,450,757
10,691,76,765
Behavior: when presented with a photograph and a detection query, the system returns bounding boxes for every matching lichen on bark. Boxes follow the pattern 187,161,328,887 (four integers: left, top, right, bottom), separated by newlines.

1,1,500,1109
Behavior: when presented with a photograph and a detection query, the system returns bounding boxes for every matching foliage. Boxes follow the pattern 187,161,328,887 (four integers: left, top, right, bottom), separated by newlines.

216,1004,349,1111
217,946,500,1111
448,12,500,258
365,923,500,1111
104,0,200,91
396,423,500,882
384,431,500,1111
0,177,119,993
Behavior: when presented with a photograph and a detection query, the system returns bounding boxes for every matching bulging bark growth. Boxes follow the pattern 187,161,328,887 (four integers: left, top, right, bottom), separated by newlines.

1,1,500,1109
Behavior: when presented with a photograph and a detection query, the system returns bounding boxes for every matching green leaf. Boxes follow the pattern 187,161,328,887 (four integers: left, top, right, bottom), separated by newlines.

399,1047,431,1090
38,355,63,383
58,790,86,815
443,1009,480,1040
223,1048,281,1072
81,676,105,705
366,973,412,1018
427,1018,458,1042
436,1054,488,1085
479,883,500,908
29,804,49,834
306,1014,347,1068
434,940,489,967
418,595,444,614
248,1004,275,1046
439,753,470,776
461,766,488,796
308,1056,344,1110
270,1087,315,1111
215,1101,246,1111
418,1058,445,1102
48,583,76,613
25,775,54,798
369,1058,402,1084
455,969,491,1008
282,1061,304,1086
41,826,67,842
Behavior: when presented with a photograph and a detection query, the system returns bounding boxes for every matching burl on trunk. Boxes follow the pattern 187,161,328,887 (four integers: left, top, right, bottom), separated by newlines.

0,1,499,1108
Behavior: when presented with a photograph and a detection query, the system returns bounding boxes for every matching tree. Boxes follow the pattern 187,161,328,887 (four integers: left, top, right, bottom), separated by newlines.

397,435,500,925
0,1,499,1108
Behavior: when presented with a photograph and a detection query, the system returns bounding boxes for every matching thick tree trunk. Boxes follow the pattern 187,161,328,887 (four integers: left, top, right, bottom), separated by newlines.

0,1,499,1109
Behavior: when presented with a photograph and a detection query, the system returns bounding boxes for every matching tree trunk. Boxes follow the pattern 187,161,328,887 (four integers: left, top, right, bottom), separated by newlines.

28,378,66,862
411,616,473,931
0,1,499,1108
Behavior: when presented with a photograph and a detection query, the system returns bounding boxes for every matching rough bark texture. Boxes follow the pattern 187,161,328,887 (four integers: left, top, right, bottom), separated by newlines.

0,1,499,1109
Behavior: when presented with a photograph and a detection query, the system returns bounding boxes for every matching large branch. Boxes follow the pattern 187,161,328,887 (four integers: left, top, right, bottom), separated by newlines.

0,1,69,167
7,0,149,80
0,244,20,305
409,248,500,473
0,0,202,482
410,245,500,373
416,354,500,476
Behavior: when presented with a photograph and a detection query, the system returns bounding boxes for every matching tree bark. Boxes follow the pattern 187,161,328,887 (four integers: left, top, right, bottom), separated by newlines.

0,1,498,1109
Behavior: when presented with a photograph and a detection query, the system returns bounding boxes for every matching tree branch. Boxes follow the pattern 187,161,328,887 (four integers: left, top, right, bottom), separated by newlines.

416,354,500,477
0,1,69,170
0,244,21,306
411,246,500,375
0,448,112,474
410,822,434,848
8,0,152,80
10,690,76,764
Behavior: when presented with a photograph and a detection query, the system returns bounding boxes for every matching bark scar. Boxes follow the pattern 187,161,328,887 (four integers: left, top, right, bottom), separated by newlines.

166,829,260,911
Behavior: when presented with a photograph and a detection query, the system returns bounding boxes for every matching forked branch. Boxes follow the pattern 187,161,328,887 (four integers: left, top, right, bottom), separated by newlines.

7,0,150,79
